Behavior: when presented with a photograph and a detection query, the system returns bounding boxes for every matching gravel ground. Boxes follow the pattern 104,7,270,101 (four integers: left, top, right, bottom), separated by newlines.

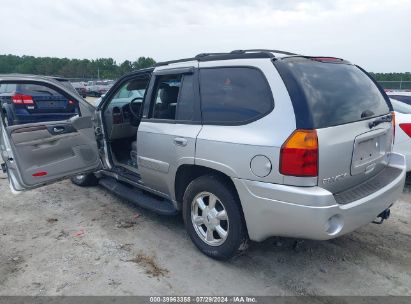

0,172,410,296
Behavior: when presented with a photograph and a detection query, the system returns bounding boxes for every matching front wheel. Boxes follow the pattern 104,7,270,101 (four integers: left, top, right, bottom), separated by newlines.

183,175,248,260
70,173,98,187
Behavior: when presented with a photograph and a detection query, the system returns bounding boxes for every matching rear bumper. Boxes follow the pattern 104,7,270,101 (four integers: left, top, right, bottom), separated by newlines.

234,152,406,242
393,141,411,172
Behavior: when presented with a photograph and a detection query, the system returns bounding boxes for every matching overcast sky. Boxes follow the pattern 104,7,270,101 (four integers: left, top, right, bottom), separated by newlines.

0,0,410,72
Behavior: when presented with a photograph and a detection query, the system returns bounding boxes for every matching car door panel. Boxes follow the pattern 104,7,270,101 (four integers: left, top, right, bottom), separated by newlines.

3,118,100,189
137,122,201,196
0,76,100,191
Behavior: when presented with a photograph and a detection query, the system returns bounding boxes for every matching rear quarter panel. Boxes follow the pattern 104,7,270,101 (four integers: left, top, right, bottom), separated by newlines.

393,112,411,171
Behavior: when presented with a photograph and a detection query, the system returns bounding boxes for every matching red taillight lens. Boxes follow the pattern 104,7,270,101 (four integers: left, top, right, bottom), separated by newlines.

69,100,75,105
310,57,342,62
280,129,318,177
399,123,411,138
12,94,34,105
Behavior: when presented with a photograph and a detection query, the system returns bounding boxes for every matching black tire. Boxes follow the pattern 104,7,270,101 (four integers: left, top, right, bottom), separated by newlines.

183,175,248,260
70,173,98,187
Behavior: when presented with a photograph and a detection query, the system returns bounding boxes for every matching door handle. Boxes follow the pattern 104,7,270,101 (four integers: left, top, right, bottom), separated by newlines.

174,137,188,147
53,127,65,133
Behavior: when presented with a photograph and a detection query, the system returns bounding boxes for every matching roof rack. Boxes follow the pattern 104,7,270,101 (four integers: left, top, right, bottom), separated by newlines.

230,49,299,56
194,52,231,59
155,57,197,67
155,49,297,66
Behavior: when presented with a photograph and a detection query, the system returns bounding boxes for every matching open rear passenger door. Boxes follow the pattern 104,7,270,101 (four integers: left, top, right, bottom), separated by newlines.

0,75,101,191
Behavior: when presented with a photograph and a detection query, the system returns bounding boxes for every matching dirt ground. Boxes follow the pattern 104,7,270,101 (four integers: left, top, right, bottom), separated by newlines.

0,172,410,296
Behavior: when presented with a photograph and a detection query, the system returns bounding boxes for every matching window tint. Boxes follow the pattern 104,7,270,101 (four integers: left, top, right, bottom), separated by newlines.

276,58,390,128
151,74,182,120
176,74,195,121
199,67,273,124
17,84,61,96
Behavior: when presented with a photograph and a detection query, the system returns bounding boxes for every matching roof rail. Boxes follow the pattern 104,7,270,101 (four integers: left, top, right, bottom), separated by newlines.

155,57,197,67
194,52,231,59
155,49,296,67
230,49,298,56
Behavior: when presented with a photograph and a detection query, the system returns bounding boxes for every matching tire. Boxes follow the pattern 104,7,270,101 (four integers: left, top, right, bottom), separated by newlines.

70,173,98,187
183,175,248,260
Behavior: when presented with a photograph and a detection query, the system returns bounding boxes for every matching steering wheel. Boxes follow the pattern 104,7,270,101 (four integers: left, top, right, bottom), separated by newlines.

129,97,143,119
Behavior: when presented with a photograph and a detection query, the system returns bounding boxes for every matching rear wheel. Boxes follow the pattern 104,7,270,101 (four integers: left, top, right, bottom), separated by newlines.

183,175,248,260
70,173,98,187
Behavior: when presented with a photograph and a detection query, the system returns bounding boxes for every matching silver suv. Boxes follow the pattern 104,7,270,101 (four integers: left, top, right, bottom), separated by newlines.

0,50,406,259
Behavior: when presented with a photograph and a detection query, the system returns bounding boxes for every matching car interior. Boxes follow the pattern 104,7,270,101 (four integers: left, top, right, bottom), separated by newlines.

102,74,182,173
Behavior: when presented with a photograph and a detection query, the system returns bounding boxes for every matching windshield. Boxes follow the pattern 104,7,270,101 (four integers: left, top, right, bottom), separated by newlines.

275,57,390,128
109,78,149,106
390,98,411,114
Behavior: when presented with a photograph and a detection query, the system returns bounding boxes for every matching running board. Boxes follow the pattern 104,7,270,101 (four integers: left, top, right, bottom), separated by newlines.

99,177,179,216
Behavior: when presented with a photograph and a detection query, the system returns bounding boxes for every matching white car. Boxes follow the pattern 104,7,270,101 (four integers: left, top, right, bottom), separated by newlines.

390,96,411,172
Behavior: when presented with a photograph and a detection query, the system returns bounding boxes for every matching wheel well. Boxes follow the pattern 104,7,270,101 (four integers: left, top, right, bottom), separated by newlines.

175,164,249,238
175,165,239,206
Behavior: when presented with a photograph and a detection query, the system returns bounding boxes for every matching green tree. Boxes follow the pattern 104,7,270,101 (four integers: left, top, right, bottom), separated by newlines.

132,57,156,69
0,54,157,79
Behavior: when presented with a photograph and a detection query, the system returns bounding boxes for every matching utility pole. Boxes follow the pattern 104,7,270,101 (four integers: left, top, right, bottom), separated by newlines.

97,67,100,80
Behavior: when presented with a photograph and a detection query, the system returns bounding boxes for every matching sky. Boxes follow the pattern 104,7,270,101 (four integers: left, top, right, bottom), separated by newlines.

0,0,410,72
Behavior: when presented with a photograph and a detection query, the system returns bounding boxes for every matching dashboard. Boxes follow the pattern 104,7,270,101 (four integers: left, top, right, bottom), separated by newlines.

104,101,142,140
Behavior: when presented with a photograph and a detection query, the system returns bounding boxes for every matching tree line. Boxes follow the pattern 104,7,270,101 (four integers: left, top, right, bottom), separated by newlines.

0,54,156,80
370,72,411,82
0,54,410,82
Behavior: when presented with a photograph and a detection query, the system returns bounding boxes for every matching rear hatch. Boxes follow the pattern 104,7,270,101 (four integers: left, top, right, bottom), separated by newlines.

274,57,394,193
15,83,76,113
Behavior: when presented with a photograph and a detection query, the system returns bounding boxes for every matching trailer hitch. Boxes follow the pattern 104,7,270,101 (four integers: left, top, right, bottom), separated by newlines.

372,209,391,224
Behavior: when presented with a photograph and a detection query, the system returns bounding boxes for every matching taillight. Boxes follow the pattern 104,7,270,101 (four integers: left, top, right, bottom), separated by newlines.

68,100,75,105
399,123,411,138
310,57,343,62
12,94,34,105
280,129,318,177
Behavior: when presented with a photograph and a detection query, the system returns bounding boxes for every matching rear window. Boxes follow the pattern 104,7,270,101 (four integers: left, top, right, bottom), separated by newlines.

390,98,411,114
17,84,61,96
275,58,390,129
388,95,411,105
199,67,273,124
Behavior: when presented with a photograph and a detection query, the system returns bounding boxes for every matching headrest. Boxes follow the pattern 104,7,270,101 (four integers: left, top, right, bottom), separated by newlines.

160,85,179,105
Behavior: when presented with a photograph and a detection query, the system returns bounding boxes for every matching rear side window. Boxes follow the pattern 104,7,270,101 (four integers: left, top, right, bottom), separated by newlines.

199,67,273,124
275,58,390,129
176,74,195,121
